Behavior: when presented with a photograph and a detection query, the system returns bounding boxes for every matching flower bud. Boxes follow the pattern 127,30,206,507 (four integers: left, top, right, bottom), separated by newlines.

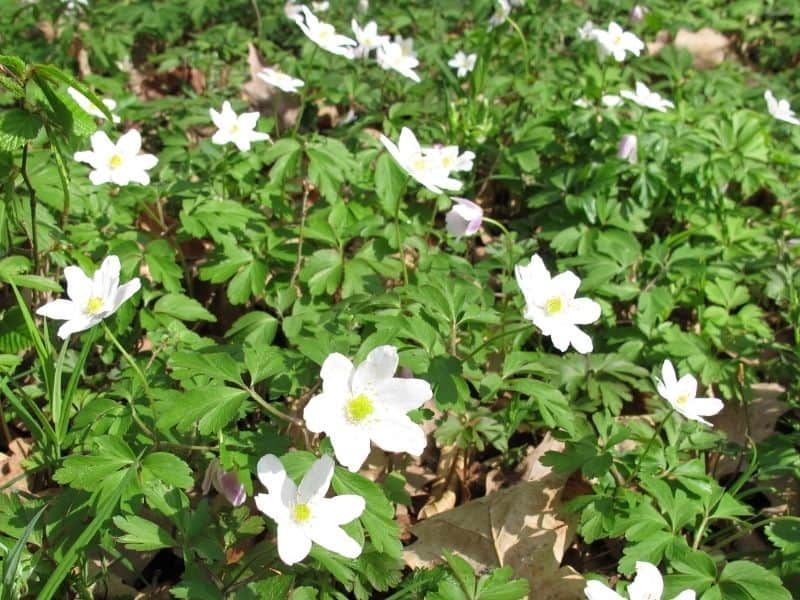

617,134,638,164
202,458,246,507
630,5,646,24
445,198,484,237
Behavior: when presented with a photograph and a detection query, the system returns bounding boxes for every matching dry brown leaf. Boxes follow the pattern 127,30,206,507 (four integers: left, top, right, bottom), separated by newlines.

241,43,300,131
405,434,585,599
0,437,33,493
418,444,463,519
648,28,730,69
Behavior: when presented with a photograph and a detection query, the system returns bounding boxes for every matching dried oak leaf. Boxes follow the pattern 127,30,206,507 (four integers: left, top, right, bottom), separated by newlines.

405,434,585,599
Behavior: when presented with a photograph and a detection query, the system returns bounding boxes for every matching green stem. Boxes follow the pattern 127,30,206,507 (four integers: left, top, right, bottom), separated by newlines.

236,382,302,427
464,324,530,361
506,17,530,80
101,322,158,443
395,196,408,285
20,144,38,272
625,408,674,485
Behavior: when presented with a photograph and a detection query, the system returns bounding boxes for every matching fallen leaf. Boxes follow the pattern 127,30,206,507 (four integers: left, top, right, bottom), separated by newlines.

241,43,300,131
0,437,33,493
418,444,462,519
647,28,730,70
405,433,585,599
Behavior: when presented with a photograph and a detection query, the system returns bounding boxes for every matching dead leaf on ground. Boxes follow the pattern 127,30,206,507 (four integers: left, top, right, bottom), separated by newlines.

405,433,585,599
418,444,463,519
241,43,300,131
0,437,33,493
648,28,730,69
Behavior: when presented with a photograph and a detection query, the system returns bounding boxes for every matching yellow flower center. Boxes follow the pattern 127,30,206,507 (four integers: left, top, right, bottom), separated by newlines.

345,394,374,423
318,26,332,40
412,157,427,171
86,296,104,315
442,157,453,168
292,503,311,523
613,34,623,46
108,154,123,168
544,297,563,316
229,123,240,134
676,394,689,406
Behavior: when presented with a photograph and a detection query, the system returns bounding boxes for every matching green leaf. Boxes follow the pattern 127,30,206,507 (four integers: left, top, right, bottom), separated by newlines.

0,109,42,151
142,452,194,489
443,550,476,598
158,386,247,435
302,249,343,296
718,560,791,600
2,505,46,600
53,438,136,491
153,293,217,322
169,350,242,383
113,515,176,551
145,239,183,293
375,152,407,213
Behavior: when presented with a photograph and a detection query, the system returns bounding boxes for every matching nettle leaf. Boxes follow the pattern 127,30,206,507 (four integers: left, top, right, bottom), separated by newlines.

113,515,176,551
0,108,42,151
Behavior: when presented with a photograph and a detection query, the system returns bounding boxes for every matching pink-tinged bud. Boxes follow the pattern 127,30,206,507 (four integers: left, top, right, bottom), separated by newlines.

617,134,638,164
630,5,646,24
202,458,247,507
445,197,484,237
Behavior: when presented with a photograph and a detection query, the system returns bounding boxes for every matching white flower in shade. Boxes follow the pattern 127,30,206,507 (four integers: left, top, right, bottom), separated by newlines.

357,0,369,13
585,561,696,600
515,254,601,354
764,90,800,126
656,360,723,426
209,101,270,152
351,20,388,57
446,198,483,237
577,20,595,40
295,6,357,59
255,454,365,565
202,458,246,507
620,81,675,112
617,134,638,164
376,39,421,83
36,255,141,339
379,127,463,194
67,86,121,123
423,144,475,173
602,94,623,107
488,0,511,30
74,130,157,186
448,51,477,77
393,35,417,59
591,22,644,62
257,68,304,93
303,346,432,472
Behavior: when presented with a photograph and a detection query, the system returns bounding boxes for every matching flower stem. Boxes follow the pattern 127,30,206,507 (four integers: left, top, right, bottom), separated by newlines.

464,324,530,361
395,195,408,285
625,408,674,485
102,322,159,443
20,144,38,272
237,382,302,427
506,18,530,80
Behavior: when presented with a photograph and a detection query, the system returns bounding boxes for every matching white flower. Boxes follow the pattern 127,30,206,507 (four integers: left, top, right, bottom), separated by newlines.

377,39,421,83
67,86,121,123
423,144,475,173
357,0,369,13
573,97,591,108
656,360,723,426
311,0,329,11
209,101,271,152
602,94,623,107
379,127,463,194
448,51,477,77
351,20,389,58
620,81,675,112
257,68,304,93
36,255,141,339
764,90,800,126
515,254,601,354
577,20,595,41
618,134,638,164
591,22,644,62
393,35,416,59
295,6,357,59
73,130,157,186
284,0,303,22
303,346,432,472
488,0,511,30
446,198,483,237
255,454,365,564
585,561,696,600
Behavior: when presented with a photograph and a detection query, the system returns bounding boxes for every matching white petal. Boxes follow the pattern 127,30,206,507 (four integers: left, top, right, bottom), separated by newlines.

515,254,551,296
320,352,354,395
116,129,142,157
95,255,121,302
304,392,344,433
257,454,294,496
548,323,572,352
568,298,601,325
277,521,312,565
676,374,698,401
36,299,81,321
568,325,594,354
671,591,697,600
89,130,115,156
56,315,99,338
88,169,112,185
132,153,158,171
550,271,581,300
352,345,399,392
209,107,223,128
372,377,432,412
254,492,290,522
315,494,365,525
74,150,98,168
397,127,421,156
584,580,626,600
63,265,92,306
368,415,426,456
628,561,664,600
687,396,724,418
308,524,362,559
238,111,260,131
297,455,334,504
109,278,141,313
330,428,372,472
661,360,678,390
